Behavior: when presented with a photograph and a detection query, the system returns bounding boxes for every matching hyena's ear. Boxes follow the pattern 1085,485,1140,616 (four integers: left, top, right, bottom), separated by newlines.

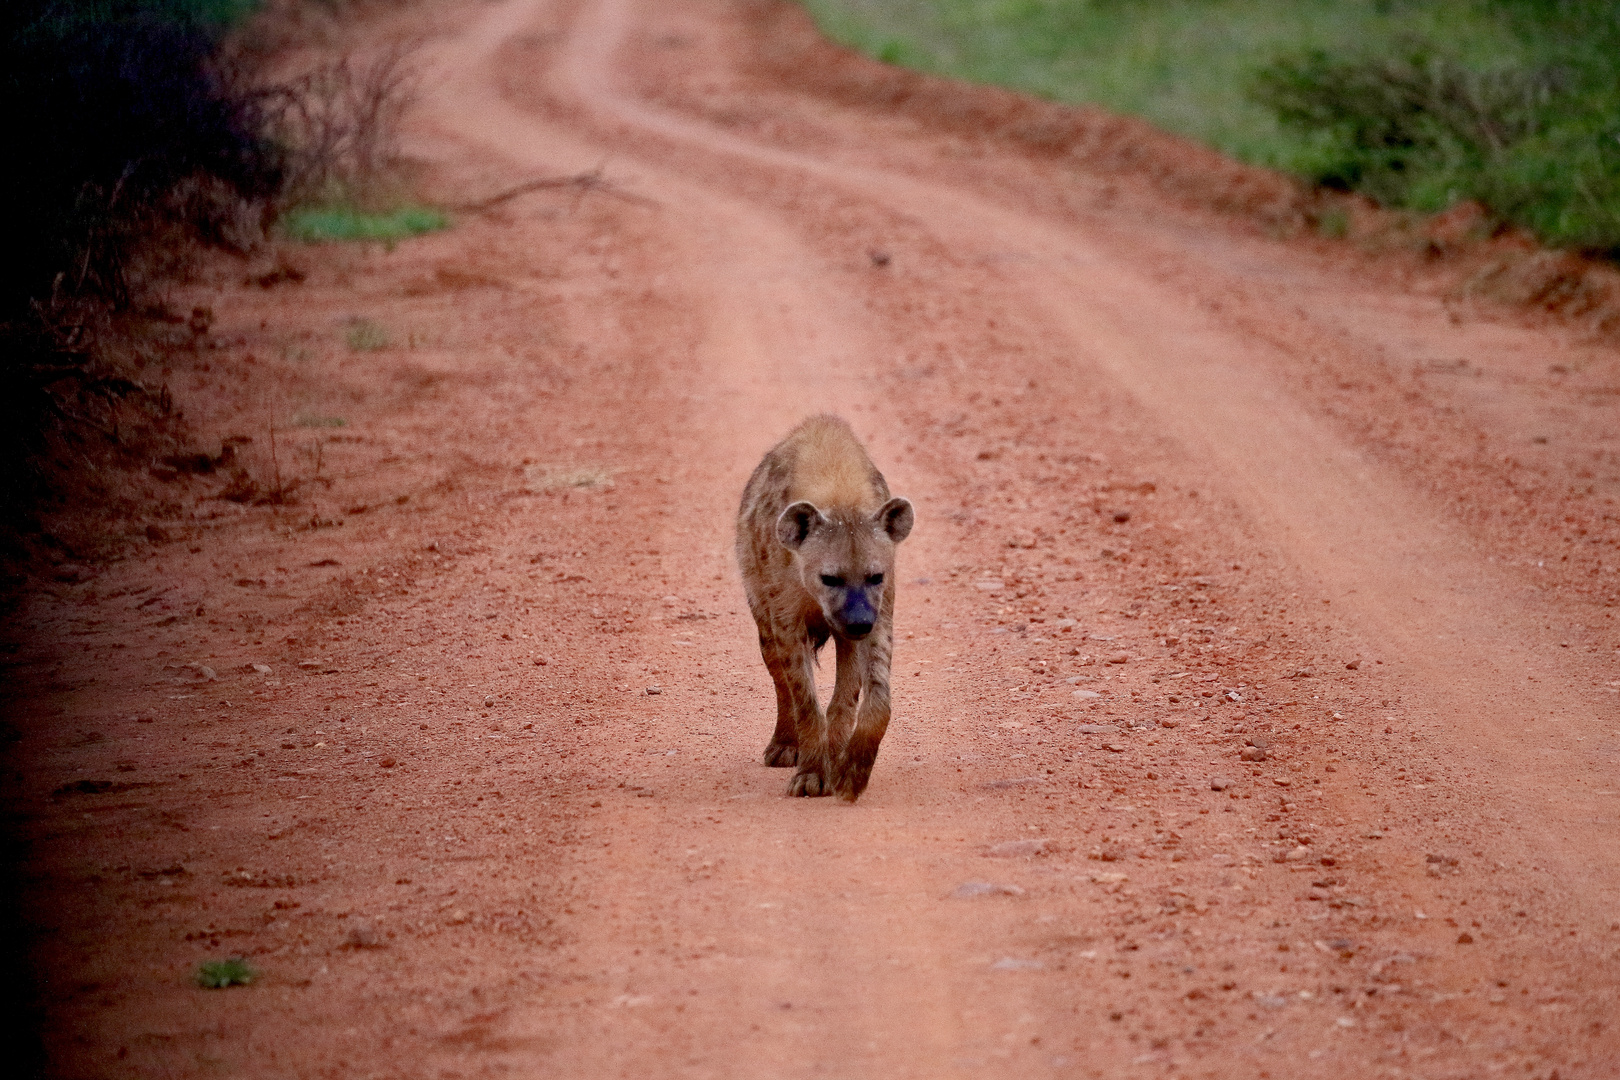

875,497,915,544
776,501,826,549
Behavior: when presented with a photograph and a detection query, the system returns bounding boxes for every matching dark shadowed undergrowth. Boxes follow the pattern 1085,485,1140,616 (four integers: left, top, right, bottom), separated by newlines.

0,0,277,542
0,0,431,561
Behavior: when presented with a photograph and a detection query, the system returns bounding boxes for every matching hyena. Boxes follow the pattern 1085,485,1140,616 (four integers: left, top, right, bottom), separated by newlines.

736,415,914,801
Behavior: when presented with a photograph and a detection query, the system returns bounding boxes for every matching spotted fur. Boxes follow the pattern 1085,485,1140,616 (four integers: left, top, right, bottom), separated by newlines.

736,415,914,801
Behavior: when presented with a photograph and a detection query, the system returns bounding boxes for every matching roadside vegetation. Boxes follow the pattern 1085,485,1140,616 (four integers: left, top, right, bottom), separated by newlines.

1,0,274,549
261,39,446,243
195,956,258,988
281,203,446,243
800,0,1620,255
0,0,430,556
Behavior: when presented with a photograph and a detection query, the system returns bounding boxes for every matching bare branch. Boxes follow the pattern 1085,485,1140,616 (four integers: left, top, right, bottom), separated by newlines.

448,167,660,213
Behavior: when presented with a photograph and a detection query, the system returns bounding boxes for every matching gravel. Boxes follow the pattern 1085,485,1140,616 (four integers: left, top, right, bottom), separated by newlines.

343,917,381,948
950,881,1025,899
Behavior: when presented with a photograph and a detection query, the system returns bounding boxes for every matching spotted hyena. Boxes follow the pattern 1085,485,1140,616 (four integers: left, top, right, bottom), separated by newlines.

736,415,914,801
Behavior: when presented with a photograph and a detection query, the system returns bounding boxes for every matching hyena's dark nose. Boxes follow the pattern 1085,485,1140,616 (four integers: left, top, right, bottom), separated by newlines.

844,621,874,639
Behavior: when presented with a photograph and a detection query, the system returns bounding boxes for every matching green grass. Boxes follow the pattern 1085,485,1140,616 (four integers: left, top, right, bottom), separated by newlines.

800,0,1620,253
195,956,257,988
25,0,264,36
280,204,449,245
293,411,347,428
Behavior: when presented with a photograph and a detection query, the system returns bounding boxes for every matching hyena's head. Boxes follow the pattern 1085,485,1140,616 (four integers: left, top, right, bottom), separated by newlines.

776,497,915,641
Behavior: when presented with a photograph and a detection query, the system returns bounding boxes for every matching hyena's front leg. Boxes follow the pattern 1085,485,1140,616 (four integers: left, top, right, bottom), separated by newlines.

762,636,832,796
759,631,801,768
835,609,893,802
824,634,863,754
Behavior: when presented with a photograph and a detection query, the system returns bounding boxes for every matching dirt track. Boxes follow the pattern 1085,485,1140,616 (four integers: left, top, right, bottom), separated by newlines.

8,1,1620,1076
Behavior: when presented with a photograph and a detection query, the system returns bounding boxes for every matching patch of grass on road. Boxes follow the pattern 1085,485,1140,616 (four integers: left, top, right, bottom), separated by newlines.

281,204,448,244
344,319,390,352
195,956,257,988
800,0,1620,254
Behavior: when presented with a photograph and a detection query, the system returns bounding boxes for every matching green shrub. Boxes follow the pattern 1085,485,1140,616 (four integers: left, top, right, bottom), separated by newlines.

801,0,1620,254
1249,41,1620,252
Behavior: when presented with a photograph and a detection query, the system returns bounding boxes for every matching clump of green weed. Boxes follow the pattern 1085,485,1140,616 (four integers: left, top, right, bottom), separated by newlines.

292,411,346,428
280,204,447,244
1313,205,1350,239
345,320,389,351
195,956,257,989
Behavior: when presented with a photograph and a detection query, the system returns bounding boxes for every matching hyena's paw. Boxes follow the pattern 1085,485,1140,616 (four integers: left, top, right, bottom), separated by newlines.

834,744,878,802
762,740,798,768
834,769,870,803
788,766,831,797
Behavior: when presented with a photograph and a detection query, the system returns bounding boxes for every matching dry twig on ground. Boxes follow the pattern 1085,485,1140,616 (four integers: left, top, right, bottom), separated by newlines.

449,167,660,213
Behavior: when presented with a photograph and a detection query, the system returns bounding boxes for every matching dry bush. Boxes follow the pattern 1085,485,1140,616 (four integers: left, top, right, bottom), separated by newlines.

255,40,423,207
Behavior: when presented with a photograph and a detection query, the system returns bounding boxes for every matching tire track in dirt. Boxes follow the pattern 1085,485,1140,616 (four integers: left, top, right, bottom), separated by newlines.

548,0,1619,932
416,3,975,1073
454,0,1617,1073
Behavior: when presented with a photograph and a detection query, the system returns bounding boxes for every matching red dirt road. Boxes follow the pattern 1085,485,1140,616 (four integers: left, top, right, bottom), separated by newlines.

8,1,1620,1077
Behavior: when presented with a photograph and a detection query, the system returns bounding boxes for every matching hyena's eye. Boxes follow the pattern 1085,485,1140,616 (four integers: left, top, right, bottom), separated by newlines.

866,573,884,586
820,574,845,588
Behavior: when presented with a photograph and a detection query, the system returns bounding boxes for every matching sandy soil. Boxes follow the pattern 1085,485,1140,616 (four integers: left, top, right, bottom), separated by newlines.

7,1,1620,1077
